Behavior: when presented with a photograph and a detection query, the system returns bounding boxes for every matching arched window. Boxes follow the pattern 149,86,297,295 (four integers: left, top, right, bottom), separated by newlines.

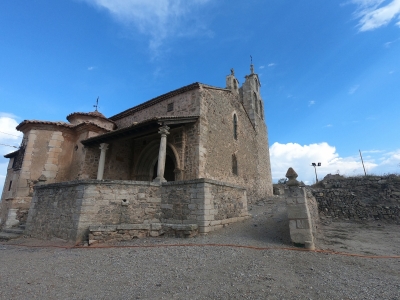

259,101,264,119
254,93,259,115
232,154,238,175
233,79,238,90
233,114,238,140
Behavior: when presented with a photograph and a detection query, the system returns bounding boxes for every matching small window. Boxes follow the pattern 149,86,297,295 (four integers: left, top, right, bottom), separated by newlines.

233,114,238,140
8,180,12,191
167,102,174,112
232,154,238,175
254,93,259,114
259,101,263,119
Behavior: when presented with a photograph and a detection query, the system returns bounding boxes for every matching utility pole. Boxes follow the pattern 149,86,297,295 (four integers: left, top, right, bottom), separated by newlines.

311,162,321,183
359,149,367,176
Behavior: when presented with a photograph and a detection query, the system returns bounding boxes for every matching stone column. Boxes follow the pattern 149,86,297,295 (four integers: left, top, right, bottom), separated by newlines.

153,125,170,183
97,143,109,180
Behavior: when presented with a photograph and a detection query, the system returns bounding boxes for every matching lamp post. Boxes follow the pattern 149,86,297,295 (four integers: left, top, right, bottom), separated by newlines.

311,162,321,183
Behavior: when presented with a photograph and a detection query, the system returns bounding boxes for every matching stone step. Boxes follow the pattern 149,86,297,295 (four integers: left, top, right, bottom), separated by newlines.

3,228,24,235
0,232,22,241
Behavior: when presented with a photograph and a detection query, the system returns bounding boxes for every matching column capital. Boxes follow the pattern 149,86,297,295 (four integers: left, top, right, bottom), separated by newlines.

158,125,170,136
99,143,109,151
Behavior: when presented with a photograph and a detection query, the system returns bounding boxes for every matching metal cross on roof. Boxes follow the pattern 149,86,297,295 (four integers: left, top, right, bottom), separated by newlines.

94,97,99,111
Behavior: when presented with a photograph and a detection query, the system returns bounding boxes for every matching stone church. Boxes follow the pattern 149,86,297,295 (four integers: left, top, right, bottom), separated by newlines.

0,65,273,243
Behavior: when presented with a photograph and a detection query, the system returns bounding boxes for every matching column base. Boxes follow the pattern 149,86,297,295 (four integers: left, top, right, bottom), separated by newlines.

153,177,167,183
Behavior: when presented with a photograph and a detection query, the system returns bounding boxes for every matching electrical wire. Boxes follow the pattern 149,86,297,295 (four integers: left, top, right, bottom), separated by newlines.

0,143,19,148
0,131,22,138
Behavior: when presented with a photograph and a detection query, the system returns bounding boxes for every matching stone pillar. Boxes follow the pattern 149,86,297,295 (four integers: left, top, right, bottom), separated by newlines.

284,167,319,250
153,125,170,183
97,143,109,180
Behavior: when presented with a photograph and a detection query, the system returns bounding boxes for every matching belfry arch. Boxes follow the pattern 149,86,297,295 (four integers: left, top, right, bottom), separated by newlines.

133,140,180,182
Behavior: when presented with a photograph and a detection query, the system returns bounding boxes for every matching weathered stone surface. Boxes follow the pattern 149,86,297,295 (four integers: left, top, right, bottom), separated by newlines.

285,186,319,248
311,174,400,223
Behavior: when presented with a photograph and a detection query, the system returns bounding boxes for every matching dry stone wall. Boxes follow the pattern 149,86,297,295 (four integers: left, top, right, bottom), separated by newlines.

311,175,400,224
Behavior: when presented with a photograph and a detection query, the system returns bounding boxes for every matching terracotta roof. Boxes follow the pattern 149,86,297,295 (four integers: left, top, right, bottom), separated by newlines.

82,115,199,146
66,110,116,125
16,120,111,132
109,83,203,121
4,149,20,158
16,120,73,131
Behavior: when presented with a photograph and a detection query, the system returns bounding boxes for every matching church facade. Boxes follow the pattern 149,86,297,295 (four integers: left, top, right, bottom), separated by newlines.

0,66,273,243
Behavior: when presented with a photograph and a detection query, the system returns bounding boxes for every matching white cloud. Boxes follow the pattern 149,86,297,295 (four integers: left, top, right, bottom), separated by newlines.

349,84,360,94
268,63,276,67
0,115,22,156
0,115,22,195
308,100,316,106
351,0,400,31
82,0,211,53
259,66,265,69
270,142,379,184
87,66,96,71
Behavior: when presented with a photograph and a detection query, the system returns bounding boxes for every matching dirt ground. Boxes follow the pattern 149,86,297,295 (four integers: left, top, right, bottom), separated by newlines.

0,196,399,299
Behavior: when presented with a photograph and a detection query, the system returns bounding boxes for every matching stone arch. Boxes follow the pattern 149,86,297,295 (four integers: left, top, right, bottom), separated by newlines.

133,140,180,181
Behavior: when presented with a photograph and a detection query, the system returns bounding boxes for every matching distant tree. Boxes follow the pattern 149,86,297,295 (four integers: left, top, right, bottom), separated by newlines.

278,178,287,184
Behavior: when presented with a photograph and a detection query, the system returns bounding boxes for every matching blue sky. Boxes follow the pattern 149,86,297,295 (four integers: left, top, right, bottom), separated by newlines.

1,0,400,187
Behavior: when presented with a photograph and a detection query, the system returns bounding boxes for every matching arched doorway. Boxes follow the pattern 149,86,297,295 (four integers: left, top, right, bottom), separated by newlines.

134,141,179,182
152,155,175,181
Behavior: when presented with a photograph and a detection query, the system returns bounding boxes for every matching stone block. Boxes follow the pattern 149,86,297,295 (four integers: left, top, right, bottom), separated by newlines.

296,196,305,204
150,231,160,237
296,219,310,229
287,205,309,219
289,220,297,230
188,204,197,210
197,214,214,221
198,226,211,234
211,224,223,231
210,220,222,226
151,223,162,230
161,204,173,210
89,225,117,232
148,197,161,203
290,229,313,244
138,193,146,200
117,224,150,230
48,140,62,147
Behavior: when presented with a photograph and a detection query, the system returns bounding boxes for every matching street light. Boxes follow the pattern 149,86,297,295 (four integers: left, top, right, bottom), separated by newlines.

311,162,321,183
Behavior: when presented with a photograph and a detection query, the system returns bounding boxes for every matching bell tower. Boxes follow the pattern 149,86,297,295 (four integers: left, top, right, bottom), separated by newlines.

226,68,239,94
240,61,263,128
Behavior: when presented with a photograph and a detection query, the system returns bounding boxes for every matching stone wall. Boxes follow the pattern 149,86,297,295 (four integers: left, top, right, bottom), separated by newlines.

25,180,161,242
112,89,201,129
311,175,400,223
161,179,249,234
25,178,249,243
200,87,273,202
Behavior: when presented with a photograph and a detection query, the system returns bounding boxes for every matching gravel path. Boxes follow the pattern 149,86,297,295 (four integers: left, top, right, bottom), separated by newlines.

1,197,399,300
